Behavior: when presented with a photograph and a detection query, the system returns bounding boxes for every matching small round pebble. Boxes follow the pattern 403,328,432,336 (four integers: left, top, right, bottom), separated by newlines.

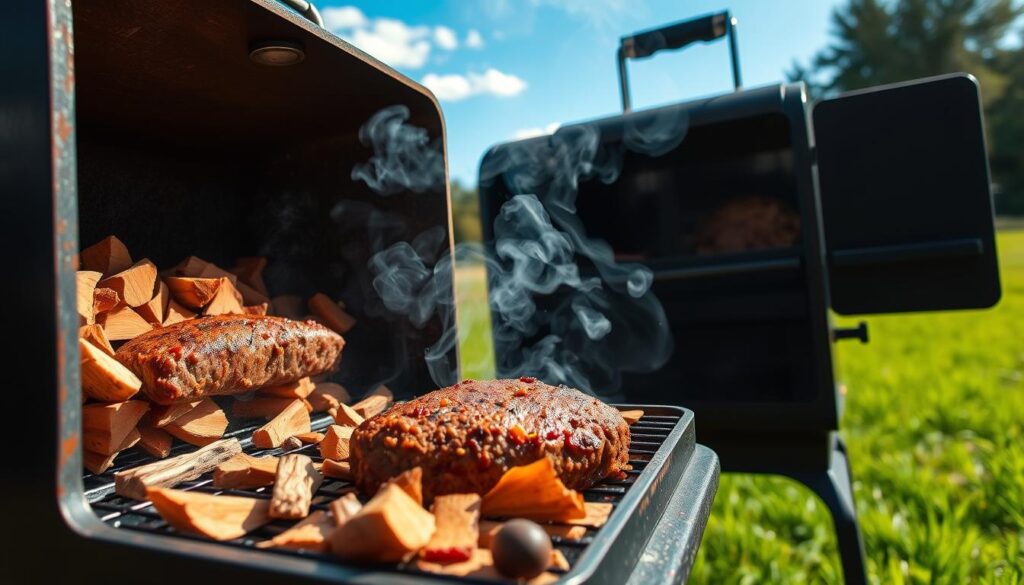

492,519,552,579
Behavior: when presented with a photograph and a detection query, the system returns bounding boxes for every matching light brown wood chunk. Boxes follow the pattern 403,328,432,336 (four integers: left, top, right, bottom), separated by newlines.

98,259,158,308
77,271,102,324
380,466,423,507
92,287,121,316
232,396,312,420
329,483,435,562
270,454,323,520
255,510,334,552
260,376,315,399
309,382,351,413
203,277,245,316
321,459,353,481
163,299,197,325
135,281,170,325
82,400,149,455
83,428,141,474
79,338,141,402
80,236,133,276
213,453,279,489
319,425,354,461
148,400,202,428
618,409,644,425
252,400,311,449
243,303,269,316
137,426,174,459
115,437,242,500
333,402,365,427
99,305,153,341
146,487,271,541
165,277,221,310
352,393,390,419
309,293,356,334
421,494,481,563
79,324,115,357
330,493,362,527
293,432,324,444
164,398,228,446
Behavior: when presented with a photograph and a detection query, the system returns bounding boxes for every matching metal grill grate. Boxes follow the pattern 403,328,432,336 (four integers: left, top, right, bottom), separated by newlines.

85,410,683,581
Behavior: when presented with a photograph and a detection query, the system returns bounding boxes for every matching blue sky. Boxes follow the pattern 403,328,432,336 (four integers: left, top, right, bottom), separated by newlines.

319,1,842,186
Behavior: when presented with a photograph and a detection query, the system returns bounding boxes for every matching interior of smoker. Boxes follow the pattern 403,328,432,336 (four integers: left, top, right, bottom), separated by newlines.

482,106,819,415
73,0,453,399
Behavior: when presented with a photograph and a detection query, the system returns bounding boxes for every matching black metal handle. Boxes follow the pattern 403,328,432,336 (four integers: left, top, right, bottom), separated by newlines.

829,237,983,268
618,11,742,112
278,0,323,27
833,322,869,343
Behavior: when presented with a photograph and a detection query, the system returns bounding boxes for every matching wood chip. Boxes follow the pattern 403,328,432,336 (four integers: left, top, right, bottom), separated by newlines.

333,402,365,427
82,401,149,455
282,436,303,450
79,338,140,402
99,305,153,341
381,467,423,507
137,425,174,459
270,454,323,520
135,281,169,325
293,432,324,444
79,324,115,357
564,502,614,528
481,458,585,522
549,550,570,571
260,376,315,399
308,293,356,334
320,459,352,481
232,396,312,420
308,382,351,413
148,400,202,428
319,425,353,461
80,235,132,276
618,409,644,425
164,398,228,446
330,493,362,527
329,483,435,562
83,428,141,474
146,487,271,541
415,548,558,583
255,510,334,552
203,277,245,316
351,393,390,419
213,453,279,489
369,384,394,401
478,520,586,547
98,259,158,308
163,299,196,325
114,438,242,500
421,494,480,563
253,399,311,449
243,303,269,316
270,295,305,320
92,287,121,315
165,277,221,310
77,271,102,324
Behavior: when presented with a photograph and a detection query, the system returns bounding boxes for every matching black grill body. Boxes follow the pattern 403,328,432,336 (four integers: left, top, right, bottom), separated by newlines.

0,1,719,583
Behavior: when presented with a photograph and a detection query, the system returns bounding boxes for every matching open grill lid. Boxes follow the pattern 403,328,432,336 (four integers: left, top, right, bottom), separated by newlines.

814,73,1001,315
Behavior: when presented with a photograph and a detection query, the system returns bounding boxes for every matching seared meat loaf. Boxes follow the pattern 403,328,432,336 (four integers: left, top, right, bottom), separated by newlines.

350,378,630,502
115,315,344,404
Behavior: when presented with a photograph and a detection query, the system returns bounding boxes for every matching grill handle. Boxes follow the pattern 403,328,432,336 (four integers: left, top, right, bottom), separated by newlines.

617,11,741,112
278,0,323,27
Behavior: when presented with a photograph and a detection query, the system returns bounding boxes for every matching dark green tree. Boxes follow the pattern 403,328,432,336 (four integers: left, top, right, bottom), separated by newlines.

789,0,1024,213
450,180,483,244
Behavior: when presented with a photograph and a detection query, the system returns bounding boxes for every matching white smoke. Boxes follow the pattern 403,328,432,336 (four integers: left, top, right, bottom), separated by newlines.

351,104,686,398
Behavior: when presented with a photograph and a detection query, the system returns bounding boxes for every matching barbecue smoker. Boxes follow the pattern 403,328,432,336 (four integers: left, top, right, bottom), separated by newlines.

2,1,718,584
479,12,1000,585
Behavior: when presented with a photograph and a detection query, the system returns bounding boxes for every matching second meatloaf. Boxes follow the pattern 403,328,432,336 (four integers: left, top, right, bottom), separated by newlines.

115,314,344,404
350,378,630,502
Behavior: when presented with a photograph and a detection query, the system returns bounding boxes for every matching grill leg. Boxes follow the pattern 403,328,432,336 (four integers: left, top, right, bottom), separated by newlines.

789,437,868,585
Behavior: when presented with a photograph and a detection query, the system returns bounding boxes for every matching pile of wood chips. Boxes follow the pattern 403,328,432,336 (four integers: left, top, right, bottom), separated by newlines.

111,406,643,583
77,235,358,473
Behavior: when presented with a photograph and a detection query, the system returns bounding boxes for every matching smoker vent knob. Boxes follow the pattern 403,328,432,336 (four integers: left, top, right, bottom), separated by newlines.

832,322,869,344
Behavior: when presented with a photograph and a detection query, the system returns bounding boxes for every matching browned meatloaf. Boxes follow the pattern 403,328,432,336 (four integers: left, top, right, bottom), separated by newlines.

115,315,344,404
349,378,630,502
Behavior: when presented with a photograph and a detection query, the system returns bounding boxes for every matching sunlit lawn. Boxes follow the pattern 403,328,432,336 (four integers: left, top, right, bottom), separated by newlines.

456,231,1024,584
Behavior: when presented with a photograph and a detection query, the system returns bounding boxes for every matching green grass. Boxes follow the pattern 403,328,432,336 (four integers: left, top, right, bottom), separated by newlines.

456,231,1024,584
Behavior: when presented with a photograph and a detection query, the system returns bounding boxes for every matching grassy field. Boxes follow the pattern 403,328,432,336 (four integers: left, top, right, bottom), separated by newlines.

455,231,1024,584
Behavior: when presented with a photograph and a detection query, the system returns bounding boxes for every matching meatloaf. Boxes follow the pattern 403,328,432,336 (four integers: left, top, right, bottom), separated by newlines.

349,378,630,502
115,315,344,404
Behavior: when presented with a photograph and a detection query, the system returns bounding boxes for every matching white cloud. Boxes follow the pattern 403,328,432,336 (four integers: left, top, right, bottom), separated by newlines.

533,0,632,28
422,68,528,102
434,26,458,50
342,17,432,69
513,122,561,139
466,29,485,49
321,6,367,30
